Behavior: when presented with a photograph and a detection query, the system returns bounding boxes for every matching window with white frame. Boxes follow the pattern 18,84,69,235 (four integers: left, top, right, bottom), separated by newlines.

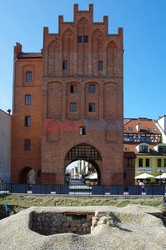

158,146,166,153
139,145,149,153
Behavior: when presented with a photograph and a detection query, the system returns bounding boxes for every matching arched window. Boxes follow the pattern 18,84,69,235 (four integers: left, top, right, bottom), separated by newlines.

136,143,149,153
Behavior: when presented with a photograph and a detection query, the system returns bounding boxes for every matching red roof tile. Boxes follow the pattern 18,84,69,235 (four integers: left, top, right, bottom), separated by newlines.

124,143,166,156
124,119,161,135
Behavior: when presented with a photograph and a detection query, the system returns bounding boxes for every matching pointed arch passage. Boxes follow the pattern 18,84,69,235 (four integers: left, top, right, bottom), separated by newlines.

65,144,102,185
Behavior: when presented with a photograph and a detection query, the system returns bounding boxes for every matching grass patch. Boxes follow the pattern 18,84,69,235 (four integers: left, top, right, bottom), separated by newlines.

0,194,164,211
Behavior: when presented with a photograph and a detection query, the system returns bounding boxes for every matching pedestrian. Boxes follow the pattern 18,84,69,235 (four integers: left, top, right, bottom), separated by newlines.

138,180,145,192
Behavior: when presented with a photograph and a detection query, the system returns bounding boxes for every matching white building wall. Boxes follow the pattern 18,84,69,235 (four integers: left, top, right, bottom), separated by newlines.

0,110,11,182
158,116,166,133
156,115,166,143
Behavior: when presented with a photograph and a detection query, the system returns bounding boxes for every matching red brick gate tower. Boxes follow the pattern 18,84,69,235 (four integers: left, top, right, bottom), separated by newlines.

11,4,124,185
41,4,124,185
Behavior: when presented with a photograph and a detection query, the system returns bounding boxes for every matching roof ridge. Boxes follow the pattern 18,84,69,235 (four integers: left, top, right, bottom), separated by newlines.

124,120,131,126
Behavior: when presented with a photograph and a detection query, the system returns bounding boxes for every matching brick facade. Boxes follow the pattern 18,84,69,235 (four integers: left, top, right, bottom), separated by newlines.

11,4,124,185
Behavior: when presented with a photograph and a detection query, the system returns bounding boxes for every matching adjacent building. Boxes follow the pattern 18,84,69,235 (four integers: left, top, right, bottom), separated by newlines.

77,160,89,174
0,109,11,183
156,115,166,143
124,118,166,183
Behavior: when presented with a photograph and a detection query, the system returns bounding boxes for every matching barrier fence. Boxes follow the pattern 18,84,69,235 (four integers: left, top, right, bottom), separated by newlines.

0,183,166,196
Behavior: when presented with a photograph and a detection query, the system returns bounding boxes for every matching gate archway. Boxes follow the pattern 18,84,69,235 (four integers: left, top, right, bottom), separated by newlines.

65,143,102,184
19,167,36,184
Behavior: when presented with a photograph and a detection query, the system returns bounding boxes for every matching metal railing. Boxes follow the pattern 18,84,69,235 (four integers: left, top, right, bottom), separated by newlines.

0,183,166,196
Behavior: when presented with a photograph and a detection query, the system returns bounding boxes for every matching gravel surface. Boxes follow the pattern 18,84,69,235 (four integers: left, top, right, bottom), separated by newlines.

0,205,166,250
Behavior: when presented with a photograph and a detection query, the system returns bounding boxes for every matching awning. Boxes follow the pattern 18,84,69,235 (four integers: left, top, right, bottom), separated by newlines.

135,173,155,179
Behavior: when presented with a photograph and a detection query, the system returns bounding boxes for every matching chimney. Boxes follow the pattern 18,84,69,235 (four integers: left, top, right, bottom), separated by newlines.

136,123,141,132
14,42,22,60
7,109,11,115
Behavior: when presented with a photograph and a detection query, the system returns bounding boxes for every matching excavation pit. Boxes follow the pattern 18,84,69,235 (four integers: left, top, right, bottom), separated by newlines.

30,212,95,235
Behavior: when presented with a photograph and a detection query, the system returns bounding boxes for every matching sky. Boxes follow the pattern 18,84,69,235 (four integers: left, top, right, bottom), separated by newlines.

0,0,165,119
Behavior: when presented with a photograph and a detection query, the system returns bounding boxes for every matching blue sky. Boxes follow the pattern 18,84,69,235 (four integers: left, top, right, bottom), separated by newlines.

0,0,165,119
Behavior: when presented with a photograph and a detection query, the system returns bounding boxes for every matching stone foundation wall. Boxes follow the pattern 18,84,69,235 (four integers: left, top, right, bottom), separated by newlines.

30,212,94,235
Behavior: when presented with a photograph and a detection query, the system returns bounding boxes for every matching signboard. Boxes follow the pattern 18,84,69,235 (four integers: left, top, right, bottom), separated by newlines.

157,168,166,173
136,168,152,173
